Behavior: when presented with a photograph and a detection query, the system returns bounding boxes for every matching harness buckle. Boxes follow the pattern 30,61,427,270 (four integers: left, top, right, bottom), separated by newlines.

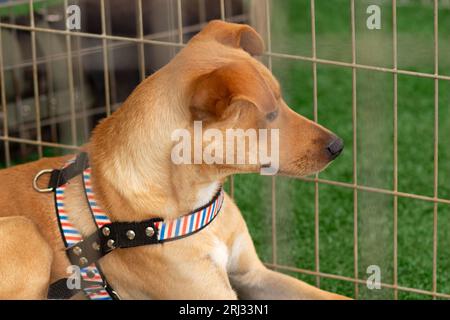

33,169,54,193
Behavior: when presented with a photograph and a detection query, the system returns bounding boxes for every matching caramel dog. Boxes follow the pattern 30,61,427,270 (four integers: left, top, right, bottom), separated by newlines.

0,21,346,299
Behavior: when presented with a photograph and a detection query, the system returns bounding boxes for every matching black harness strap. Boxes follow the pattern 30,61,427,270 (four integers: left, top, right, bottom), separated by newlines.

45,152,224,300
47,278,81,300
65,218,162,269
48,152,89,190
47,277,119,300
47,153,105,300
47,153,161,299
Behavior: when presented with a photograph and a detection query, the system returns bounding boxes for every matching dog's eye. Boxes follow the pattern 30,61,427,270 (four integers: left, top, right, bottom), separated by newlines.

266,110,278,122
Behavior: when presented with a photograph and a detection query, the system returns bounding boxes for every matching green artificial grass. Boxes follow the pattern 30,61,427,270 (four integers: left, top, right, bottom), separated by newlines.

234,0,450,299
0,0,63,18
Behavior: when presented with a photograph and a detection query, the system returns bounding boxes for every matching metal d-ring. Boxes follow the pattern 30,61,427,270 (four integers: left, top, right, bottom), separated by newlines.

32,169,54,193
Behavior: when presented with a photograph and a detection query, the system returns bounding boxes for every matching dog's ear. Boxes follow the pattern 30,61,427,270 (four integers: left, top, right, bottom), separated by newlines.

198,20,264,56
190,62,277,121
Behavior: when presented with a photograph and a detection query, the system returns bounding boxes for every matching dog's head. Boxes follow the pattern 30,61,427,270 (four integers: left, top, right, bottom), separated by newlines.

170,20,343,177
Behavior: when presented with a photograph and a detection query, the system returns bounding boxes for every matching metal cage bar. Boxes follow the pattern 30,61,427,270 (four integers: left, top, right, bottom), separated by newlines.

298,176,450,206
264,0,277,269
350,0,359,299
432,0,439,300
220,0,226,21
392,0,399,301
64,0,77,146
218,0,236,199
136,0,146,82
265,262,450,299
100,0,111,116
0,23,10,166
310,0,320,289
177,0,183,45
0,21,447,78
29,0,43,158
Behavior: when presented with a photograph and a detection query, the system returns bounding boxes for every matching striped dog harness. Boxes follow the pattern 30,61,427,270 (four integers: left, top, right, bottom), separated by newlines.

43,152,224,300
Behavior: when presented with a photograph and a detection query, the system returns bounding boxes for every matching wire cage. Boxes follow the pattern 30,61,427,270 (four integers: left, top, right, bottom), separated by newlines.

0,0,449,300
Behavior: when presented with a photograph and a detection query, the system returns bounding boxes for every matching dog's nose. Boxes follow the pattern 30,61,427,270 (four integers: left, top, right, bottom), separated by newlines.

326,137,344,160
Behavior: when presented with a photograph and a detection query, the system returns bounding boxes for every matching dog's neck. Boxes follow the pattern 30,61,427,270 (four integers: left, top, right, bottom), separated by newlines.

87,71,226,222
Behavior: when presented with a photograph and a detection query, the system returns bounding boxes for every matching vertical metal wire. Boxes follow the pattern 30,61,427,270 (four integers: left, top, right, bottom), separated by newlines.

265,0,272,72
0,25,10,166
220,0,226,20
64,0,77,146
310,0,320,288
264,0,276,267
75,35,89,142
1,1,13,166
105,3,118,107
100,0,111,116
177,0,183,44
42,15,58,144
392,0,399,300
217,0,235,198
137,0,146,82
29,0,43,157
9,1,26,158
219,0,235,198
166,0,176,57
432,0,439,299
350,0,359,299
199,0,206,24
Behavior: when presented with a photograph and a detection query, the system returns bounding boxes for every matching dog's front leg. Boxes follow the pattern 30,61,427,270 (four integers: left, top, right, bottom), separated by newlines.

228,232,350,300
0,216,53,299
231,267,350,300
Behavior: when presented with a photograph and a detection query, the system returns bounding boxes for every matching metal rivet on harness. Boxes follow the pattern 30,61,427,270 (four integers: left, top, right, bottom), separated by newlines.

145,227,155,237
126,230,136,240
79,257,88,266
72,246,82,256
102,227,111,237
107,239,115,249
92,242,100,251
86,269,96,278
